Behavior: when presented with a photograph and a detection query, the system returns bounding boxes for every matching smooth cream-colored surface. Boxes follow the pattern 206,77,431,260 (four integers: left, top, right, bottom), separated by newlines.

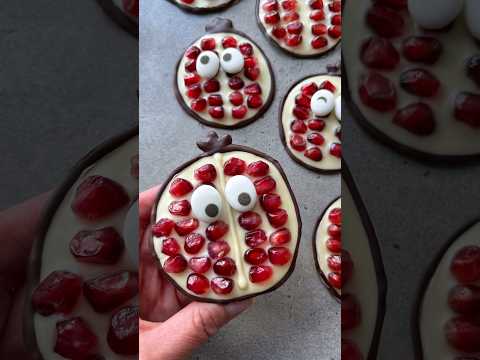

175,0,233,10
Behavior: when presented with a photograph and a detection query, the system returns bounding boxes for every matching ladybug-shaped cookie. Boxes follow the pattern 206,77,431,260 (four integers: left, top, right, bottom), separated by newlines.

151,132,301,302
168,0,239,13
176,18,275,129
97,0,138,37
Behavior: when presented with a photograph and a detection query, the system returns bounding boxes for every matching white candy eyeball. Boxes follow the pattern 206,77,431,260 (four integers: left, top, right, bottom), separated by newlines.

220,48,244,74
466,0,480,41
311,90,335,117
408,0,463,30
335,96,341,121
196,51,220,79
191,185,222,222
225,175,257,212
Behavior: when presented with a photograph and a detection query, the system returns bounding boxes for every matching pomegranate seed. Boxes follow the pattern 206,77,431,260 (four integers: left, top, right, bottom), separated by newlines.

161,237,180,256
287,22,303,35
211,277,234,295
336,126,342,139
366,4,404,38
329,1,341,12
400,68,440,97
249,265,273,283
283,11,300,22
327,254,341,272
189,257,211,274
245,66,261,81
342,339,363,360
222,36,237,48
224,157,246,176
359,72,397,112
208,240,231,259
185,59,196,73
272,26,287,39
260,193,282,212
448,285,480,315
187,273,210,294
247,160,269,177
152,218,175,237
229,91,244,106
293,105,310,120
245,229,268,247
302,82,318,96
311,36,328,49
309,0,323,9
331,14,341,25
244,83,262,95
70,227,123,264
214,257,237,276
229,76,244,90
264,11,280,24
310,10,325,21
71,176,129,221
445,316,480,353
107,306,138,355
191,98,207,112
320,82,338,93
201,37,216,50
169,178,193,197
374,0,407,9
168,199,191,216
244,248,268,265
326,238,341,253
402,36,442,64
54,317,97,359
450,245,480,284
209,106,225,119
305,147,323,161
267,209,288,228
466,55,480,87
184,73,201,86
328,25,342,39
361,36,400,70
239,211,262,230
308,118,325,131
206,220,229,241
329,208,342,224
263,0,278,11
269,247,292,265
254,176,276,195
295,93,311,108
244,56,257,69
164,255,188,273
232,105,248,119
393,103,435,136
247,94,263,108
455,92,480,128
32,271,82,316
307,132,325,145
175,218,199,236
286,34,303,47
312,23,327,36
186,84,202,99
204,79,220,93
83,271,138,313
270,228,291,246
328,223,341,239
281,0,296,11
239,43,254,56
290,134,306,151
330,143,342,158
208,95,223,106
194,164,217,183
184,233,206,254
343,250,354,285
185,46,201,59
342,294,361,330
291,119,308,133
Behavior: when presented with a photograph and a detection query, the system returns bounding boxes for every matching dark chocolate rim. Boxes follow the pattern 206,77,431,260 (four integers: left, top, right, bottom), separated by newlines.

149,132,302,304
174,18,276,130
278,71,341,174
342,1,480,164
96,0,138,38
23,126,139,360
342,161,388,360
255,0,342,59
412,217,480,360
166,0,239,14
312,196,341,302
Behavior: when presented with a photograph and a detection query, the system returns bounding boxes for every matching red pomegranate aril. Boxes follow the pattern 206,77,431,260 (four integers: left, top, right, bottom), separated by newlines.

209,106,225,119
393,103,435,136
287,22,303,35
269,247,292,265
194,164,217,183
186,84,202,99
260,193,282,212
184,233,206,254
361,36,400,70
293,105,310,120
254,176,276,195
312,23,327,36
282,0,296,10
267,209,288,228
286,34,303,47
359,72,397,112
70,227,123,264
224,157,246,176
327,254,341,272
466,55,480,87
326,238,341,253
312,36,328,49
168,199,191,216
164,255,188,273
211,277,234,295
400,69,440,97
309,0,323,9
247,94,263,109
191,98,207,112
184,73,201,86
283,11,300,22
343,250,354,285
445,316,480,353
402,36,442,65
208,95,223,107
310,9,325,21
222,36,237,48
291,119,308,133
175,218,199,236
307,132,325,145
169,178,193,197
185,59,196,73
263,0,279,11
329,1,341,12
152,218,175,237
239,211,262,230
244,83,262,95
342,339,363,360
302,82,318,96
214,257,237,276
54,317,97,359
208,240,231,259
185,46,201,59
331,14,341,26
245,66,261,81
187,273,210,294
244,56,257,69
305,147,323,161
107,306,138,355
204,79,220,93
229,76,244,90
201,37,216,50
249,265,273,283
455,92,480,128
290,134,306,151
161,237,180,256
244,248,268,265
232,105,248,119
295,93,311,108
450,245,480,284
246,229,268,248
229,91,244,106
342,294,361,330
247,160,269,177
270,228,291,245
329,208,342,224
264,11,280,24
239,42,254,56
329,143,342,158
328,25,342,39
32,271,82,316
448,285,480,315
328,223,341,239
188,256,211,274
272,26,287,39
206,220,229,241
308,118,325,131
366,4,404,38
335,126,342,139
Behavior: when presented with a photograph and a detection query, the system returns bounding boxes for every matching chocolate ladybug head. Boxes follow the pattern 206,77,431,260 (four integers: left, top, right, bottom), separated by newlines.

176,18,275,129
151,132,301,302
168,0,239,13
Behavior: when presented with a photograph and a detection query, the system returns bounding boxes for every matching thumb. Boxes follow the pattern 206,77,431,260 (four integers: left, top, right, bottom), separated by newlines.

140,299,253,360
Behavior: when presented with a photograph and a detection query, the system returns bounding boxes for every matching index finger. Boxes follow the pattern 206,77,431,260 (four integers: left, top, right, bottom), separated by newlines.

139,185,160,229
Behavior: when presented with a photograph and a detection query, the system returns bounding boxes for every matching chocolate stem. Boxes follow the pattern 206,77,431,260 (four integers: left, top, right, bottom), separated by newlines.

197,131,233,153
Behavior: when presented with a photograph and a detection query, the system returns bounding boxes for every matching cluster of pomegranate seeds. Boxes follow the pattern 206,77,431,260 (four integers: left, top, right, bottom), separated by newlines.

107,305,139,355
70,227,124,264
323,206,343,291
54,317,98,359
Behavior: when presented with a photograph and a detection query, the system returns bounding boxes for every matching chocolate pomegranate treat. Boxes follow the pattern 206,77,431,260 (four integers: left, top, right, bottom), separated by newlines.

151,131,301,302
414,219,480,359
343,0,480,160
168,0,239,13
341,164,387,359
257,0,342,58
175,18,275,129
27,129,139,359
97,0,138,37
280,73,341,172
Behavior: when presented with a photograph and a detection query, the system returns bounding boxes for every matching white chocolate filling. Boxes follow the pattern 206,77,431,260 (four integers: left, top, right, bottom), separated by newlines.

174,0,234,10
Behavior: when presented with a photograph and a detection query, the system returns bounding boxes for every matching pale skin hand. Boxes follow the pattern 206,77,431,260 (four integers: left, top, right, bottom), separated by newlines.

139,186,253,360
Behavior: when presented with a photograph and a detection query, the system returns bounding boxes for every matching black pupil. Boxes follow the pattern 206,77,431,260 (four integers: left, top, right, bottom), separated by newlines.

200,55,209,64
223,53,232,62
238,193,251,206
205,204,219,218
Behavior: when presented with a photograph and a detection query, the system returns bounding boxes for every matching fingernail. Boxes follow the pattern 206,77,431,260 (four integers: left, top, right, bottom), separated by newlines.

224,298,254,317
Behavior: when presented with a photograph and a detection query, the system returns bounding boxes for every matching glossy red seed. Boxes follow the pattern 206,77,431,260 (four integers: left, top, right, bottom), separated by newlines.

290,134,306,151
222,36,237,48
327,254,341,272
107,306,138,355
264,11,280,24
366,4,404,38
309,0,323,9
293,105,310,120
208,240,231,259
328,224,341,239
245,248,268,265
184,73,201,86
330,143,341,158
331,14,342,25
204,79,220,93
239,211,262,230
247,160,269,177
214,257,237,276
164,255,188,273
263,0,279,11
185,46,201,59
254,176,276,195
342,294,361,330
269,247,292,265
359,72,397,112
209,106,225,119
194,164,217,183
400,69,440,97
270,228,291,246
450,245,480,284
185,59,196,73
283,11,300,22
287,22,303,35
161,237,180,256
232,105,248,119
211,277,234,295
191,98,207,112
326,238,341,253
342,339,363,360
312,23,327,36
175,218,199,236
310,9,325,21
70,227,123,264
307,132,325,145
311,36,328,49
208,95,223,106
272,26,287,39
267,209,288,228
329,25,342,39
244,56,257,68
245,229,268,248
244,83,262,95
281,0,297,10
247,94,263,108
448,285,480,315
305,147,323,161
168,200,191,216
239,42,254,56
295,93,311,108
286,34,303,47
343,250,354,285
249,265,273,283
186,84,202,99
361,36,400,70
169,178,193,197
329,1,341,12
329,207,342,224
189,257,211,274
206,220,229,241
201,37,216,50
260,193,282,212
302,82,318,96
152,218,175,237
54,317,97,359
291,119,308,133
466,55,480,87
308,118,325,131
229,91,244,106
184,233,206,254
224,157,246,176
402,36,442,64
245,67,261,81
455,92,480,128
393,103,435,136
229,76,244,90
187,273,210,294
445,317,480,353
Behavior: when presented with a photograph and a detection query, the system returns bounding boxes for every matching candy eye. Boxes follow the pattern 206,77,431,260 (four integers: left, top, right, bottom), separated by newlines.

196,51,220,79
191,185,222,222
225,175,257,212
220,48,244,74
310,89,335,117
335,96,341,121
